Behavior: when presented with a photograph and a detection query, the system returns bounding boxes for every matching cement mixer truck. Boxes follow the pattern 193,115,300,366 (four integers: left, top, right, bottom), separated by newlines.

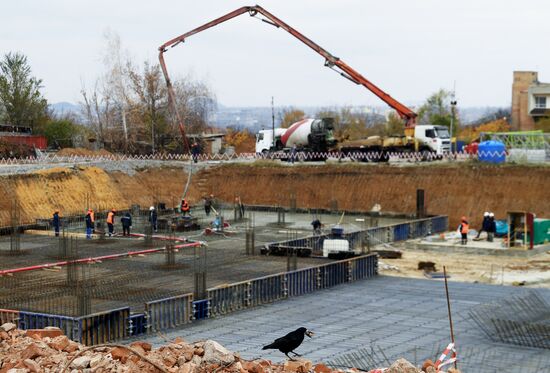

255,118,336,159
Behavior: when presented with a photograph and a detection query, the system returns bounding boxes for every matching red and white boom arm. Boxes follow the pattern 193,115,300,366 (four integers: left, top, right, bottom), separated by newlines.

159,5,418,149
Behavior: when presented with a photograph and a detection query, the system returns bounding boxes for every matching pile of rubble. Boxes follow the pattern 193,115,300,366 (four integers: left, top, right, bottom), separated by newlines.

0,323,460,373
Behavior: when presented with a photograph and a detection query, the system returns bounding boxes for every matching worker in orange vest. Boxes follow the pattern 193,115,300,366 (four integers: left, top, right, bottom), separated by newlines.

106,209,116,237
458,216,469,245
181,199,190,216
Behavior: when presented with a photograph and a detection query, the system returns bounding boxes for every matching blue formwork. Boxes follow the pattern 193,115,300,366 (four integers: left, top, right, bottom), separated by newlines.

393,223,409,242
128,313,147,336
412,220,429,238
320,261,348,288
18,311,83,342
431,216,448,233
251,275,285,305
145,294,192,332
287,267,318,297
193,300,209,320
80,308,129,345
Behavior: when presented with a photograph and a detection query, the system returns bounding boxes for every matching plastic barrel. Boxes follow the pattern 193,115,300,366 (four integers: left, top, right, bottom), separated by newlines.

478,140,506,163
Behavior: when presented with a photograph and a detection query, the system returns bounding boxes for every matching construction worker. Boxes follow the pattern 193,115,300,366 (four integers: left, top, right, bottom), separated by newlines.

52,210,61,237
204,195,212,216
149,206,158,233
106,209,116,237
121,212,132,236
311,219,322,235
181,199,190,216
234,196,245,220
458,216,469,245
475,212,490,239
191,141,200,163
85,209,94,239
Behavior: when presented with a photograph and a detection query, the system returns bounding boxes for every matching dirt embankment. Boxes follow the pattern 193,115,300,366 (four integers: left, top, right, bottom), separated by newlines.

1,162,549,229
198,163,550,229
0,166,199,226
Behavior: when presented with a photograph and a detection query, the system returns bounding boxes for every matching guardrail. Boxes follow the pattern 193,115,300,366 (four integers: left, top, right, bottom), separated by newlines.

0,308,19,324
207,254,377,318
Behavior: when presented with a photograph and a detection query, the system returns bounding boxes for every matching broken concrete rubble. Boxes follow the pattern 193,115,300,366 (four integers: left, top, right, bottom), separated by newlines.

0,327,461,373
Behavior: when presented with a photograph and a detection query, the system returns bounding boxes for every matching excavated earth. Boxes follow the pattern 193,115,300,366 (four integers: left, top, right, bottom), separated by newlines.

0,161,549,230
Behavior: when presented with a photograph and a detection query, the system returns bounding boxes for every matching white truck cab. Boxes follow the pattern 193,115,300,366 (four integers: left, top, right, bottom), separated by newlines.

414,125,451,155
255,128,286,154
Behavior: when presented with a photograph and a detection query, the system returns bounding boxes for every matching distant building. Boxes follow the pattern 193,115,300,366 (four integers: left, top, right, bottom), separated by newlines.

511,71,550,130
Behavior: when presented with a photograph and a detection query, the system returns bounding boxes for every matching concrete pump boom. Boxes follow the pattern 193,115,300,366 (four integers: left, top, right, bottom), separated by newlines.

158,5,418,151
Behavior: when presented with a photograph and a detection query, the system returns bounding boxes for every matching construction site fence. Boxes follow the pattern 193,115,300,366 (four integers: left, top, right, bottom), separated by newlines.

144,293,194,333
207,254,377,317
0,149,548,165
266,215,448,254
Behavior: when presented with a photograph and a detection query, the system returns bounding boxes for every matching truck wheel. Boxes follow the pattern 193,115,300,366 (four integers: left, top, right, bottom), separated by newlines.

420,149,435,161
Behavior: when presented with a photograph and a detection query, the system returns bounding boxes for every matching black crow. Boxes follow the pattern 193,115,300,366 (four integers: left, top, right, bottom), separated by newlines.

262,327,314,360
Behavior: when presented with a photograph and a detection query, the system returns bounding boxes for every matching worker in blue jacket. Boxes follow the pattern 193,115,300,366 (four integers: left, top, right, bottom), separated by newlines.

52,210,61,237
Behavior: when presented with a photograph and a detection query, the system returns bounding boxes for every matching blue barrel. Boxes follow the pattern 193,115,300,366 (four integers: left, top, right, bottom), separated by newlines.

331,226,344,237
478,140,506,163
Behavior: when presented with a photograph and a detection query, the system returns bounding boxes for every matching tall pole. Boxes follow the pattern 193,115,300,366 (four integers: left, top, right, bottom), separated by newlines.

271,96,275,149
443,266,457,370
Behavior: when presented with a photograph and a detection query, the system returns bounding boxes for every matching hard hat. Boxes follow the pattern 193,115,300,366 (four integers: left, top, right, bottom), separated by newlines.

150,206,155,211
489,212,494,217
484,212,489,217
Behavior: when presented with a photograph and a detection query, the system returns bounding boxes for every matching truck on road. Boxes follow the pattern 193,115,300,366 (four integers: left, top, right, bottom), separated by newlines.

339,124,451,161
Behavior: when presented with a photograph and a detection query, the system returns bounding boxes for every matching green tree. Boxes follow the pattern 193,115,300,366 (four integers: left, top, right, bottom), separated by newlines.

385,112,405,136
43,119,80,148
0,52,48,129
279,108,305,128
417,89,459,135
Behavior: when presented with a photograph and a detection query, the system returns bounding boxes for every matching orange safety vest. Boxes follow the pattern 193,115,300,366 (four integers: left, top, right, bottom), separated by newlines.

460,222,469,234
181,200,190,212
107,211,114,224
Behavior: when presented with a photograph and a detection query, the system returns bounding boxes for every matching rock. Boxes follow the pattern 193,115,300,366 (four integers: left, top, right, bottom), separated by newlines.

20,343,46,360
385,358,421,373
90,355,109,369
6,369,28,373
172,337,186,344
23,359,41,373
24,328,63,339
202,340,235,366
177,362,196,373
283,359,313,373
0,323,16,332
181,347,194,362
164,355,177,368
447,368,462,373
0,330,10,340
194,347,204,357
110,347,130,363
421,359,435,372
71,356,91,369
241,361,265,373
48,335,70,351
63,341,79,353
129,341,152,352
191,355,202,366
313,363,333,373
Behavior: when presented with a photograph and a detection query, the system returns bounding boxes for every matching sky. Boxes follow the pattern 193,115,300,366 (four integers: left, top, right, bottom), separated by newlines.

1,0,549,109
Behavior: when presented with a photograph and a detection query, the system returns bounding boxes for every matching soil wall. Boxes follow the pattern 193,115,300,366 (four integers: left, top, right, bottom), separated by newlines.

1,163,548,230
199,163,550,229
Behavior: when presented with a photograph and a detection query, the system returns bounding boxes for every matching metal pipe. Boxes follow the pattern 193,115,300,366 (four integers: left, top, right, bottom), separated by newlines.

0,242,201,276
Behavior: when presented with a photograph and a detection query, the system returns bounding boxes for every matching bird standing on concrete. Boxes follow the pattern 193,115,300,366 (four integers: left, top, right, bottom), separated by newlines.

262,327,314,360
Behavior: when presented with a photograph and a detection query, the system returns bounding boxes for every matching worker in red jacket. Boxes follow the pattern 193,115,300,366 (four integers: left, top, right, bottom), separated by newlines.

181,199,190,216
458,216,469,245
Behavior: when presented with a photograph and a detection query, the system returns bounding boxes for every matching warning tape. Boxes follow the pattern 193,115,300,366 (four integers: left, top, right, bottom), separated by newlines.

434,342,457,371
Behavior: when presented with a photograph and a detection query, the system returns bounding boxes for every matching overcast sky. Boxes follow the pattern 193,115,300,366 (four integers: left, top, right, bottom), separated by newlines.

1,0,549,109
